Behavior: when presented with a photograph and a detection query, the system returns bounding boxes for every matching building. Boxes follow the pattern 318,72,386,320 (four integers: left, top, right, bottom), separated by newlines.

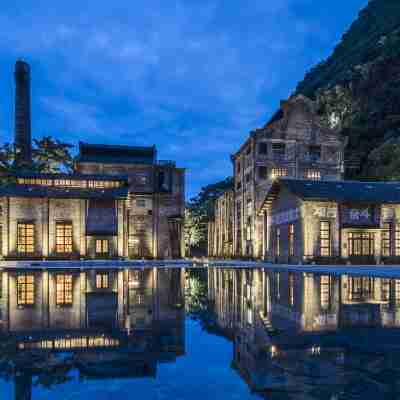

0,60,185,261
260,178,400,264
208,94,344,259
207,189,234,258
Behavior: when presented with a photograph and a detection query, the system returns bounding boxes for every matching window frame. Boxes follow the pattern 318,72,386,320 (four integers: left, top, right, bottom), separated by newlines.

56,274,73,306
96,272,109,289
17,273,35,306
17,222,35,254
320,221,331,257
288,224,295,257
55,222,73,254
95,239,109,257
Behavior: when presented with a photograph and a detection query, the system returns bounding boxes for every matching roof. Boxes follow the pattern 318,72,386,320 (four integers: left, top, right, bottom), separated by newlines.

76,142,156,165
0,184,128,200
260,178,400,213
13,171,129,182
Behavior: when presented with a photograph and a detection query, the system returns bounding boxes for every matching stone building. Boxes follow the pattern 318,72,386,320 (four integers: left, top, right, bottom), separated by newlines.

207,189,234,258
208,94,344,259
0,60,185,261
260,178,400,264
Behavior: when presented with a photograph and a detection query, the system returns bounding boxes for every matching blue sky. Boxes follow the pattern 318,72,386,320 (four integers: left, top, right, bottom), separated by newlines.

0,0,368,198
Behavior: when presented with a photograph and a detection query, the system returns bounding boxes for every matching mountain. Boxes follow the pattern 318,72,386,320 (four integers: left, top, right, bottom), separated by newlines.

296,0,400,180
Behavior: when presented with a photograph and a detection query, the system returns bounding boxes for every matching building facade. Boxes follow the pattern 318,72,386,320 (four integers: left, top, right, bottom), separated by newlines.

0,61,185,261
261,179,400,264
208,94,344,259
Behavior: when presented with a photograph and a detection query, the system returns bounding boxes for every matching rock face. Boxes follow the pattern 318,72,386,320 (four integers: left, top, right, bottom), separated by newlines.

295,0,400,180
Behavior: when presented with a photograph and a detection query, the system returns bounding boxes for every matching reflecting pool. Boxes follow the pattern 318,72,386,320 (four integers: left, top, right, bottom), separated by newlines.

1,266,400,399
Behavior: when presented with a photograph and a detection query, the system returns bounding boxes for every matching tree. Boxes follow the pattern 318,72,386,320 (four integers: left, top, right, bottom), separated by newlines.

185,177,233,256
0,136,74,176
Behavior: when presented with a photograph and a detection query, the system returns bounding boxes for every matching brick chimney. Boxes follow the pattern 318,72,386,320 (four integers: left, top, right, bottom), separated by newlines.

14,60,32,166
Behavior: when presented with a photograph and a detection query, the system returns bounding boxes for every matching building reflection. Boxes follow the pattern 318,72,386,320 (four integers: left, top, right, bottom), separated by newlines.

0,267,185,400
208,267,400,398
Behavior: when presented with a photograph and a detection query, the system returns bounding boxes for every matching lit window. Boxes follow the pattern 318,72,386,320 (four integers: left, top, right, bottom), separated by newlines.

381,278,390,302
306,170,321,181
56,274,73,305
17,274,34,305
276,272,280,300
17,223,34,254
276,228,281,257
288,273,294,306
271,168,288,180
95,239,109,256
96,273,109,289
395,280,400,304
289,224,295,257
320,275,331,310
396,225,400,256
382,223,392,257
56,223,73,253
320,221,331,257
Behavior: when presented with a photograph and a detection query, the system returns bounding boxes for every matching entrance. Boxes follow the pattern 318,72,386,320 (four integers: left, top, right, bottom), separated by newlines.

348,232,375,257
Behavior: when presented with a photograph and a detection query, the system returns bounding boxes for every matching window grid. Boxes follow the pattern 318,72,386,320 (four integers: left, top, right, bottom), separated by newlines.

96,239,109,255
271,168,288,180
289,224,294,257
56,274,73,305
396,225,400,256
382,223,391,257
17,223,34,254
306,169,321,181
320,275,331,310
17,274,35,305
320,221,331,257
96,273,109,289
56,223,73,253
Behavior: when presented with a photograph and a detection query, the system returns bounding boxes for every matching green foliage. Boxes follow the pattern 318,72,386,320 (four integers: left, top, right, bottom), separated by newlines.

185,177,233,255
0,136,74,176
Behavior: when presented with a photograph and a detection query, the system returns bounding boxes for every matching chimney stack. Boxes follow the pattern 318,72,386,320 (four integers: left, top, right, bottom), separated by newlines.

14,60,32,166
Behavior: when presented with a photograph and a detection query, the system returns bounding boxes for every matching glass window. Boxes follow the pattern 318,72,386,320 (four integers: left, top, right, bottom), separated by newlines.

320,275,331,310
289,273,294,306
258,166,268,180
382,223,391,257
17,274,34,305
309,145,321,161
56,223,73,253
381,278,390,302
272,143,285,159
96,273,109,289
276,228,281,257
289,224,295,257
395,280,400,304
17,223,34,254
56,274,73,305
258,142,268,155
276,272,280,300
395,225,400,256
320,221,331,257
96,239,109,256
348,232,375,256
306,170,321,181
271,168,288,180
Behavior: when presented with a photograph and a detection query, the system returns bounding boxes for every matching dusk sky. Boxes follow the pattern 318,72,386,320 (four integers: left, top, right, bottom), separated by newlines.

0,0,368,198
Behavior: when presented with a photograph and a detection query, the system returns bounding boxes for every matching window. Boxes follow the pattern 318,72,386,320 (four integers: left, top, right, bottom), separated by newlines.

395,225,400,256
320,275,331,310
271,168,288,180
56,274,73,305
96,273,109,289
309,145,321,161
17,274,34,305
276,228,281,257
246,222,252,241
258,142,268,155
272,143,285,159
246,198,253,215
237,161,241,173
306,170,321,181
136,198,146,207
56,223,73,253
288,224,294,257
288,273,294,306
258,166,268,180
17,223,34,254
348,232,375,256
320,221,331,257
246,146,251,155
96,239,109,256
276,272,280,300
395,280,400,304
245,173,251,183
348,277,374,301
381,278,390,302
382,223,392,257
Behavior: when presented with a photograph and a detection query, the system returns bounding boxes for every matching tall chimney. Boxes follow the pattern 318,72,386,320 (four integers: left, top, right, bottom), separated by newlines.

14,60,32,166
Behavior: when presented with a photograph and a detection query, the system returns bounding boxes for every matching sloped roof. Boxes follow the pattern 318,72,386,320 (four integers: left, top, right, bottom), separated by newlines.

77,142,156,165
0,184,128,200
259,178,400,213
